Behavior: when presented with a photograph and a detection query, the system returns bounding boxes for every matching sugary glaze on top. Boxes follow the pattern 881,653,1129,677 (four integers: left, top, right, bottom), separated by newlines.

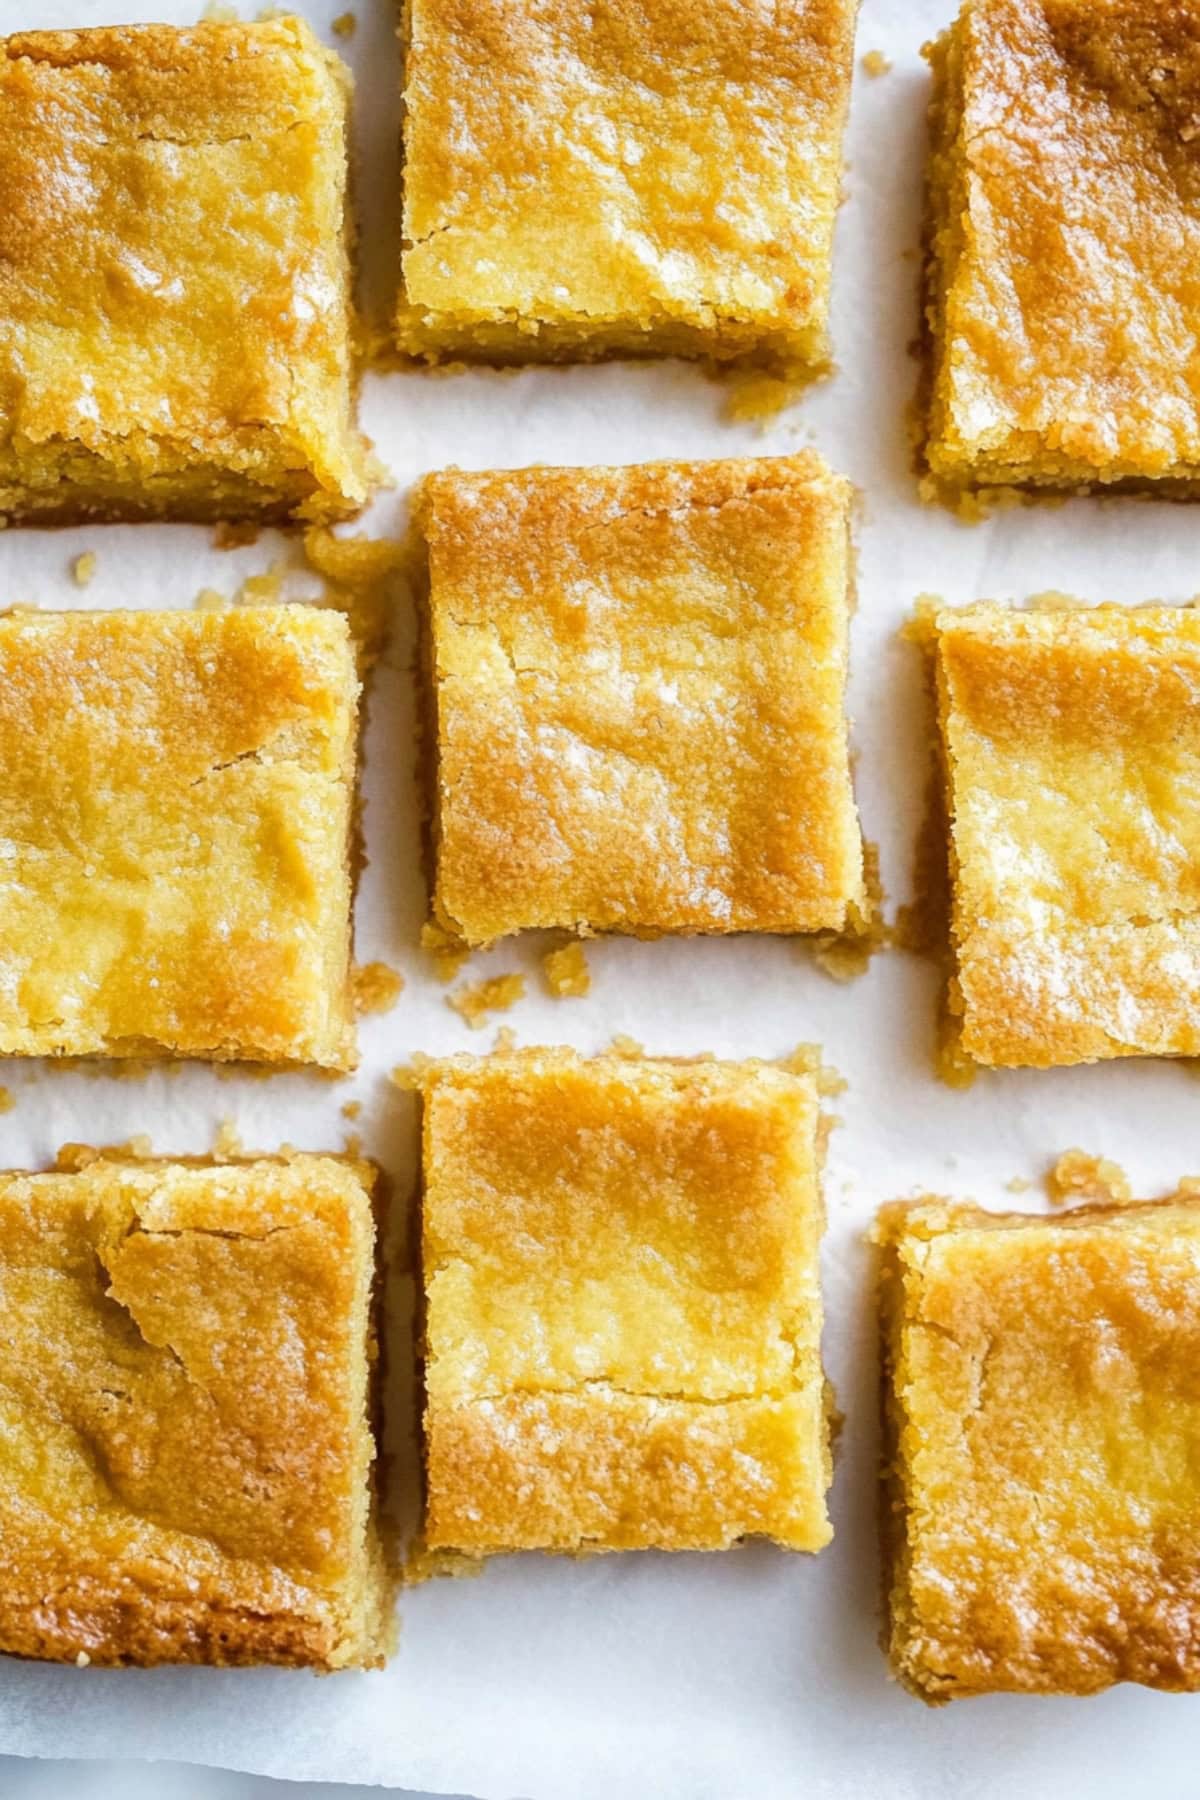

0,18,368,522
935,602,1200,1067
398,0,858,370
926,0,1200,487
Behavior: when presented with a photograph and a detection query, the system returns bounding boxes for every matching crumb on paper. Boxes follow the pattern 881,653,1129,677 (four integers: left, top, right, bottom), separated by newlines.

352,960,404,1016
609,1033,645,1058
74,1651,90,1668
811,842,885,981
343,1131,362,1158
302,528,407,672
237,563,287,607
447,973,525,1029
390,1053,435,1092
0,1088,13,1115
213,1119,244,1161
1045,1149,1131,1209
1005,1175,1032,1195
543,939,591,998
936,1011,977,1091
341,1098,363,1120
331,9,356,35
861,48,892,76
723,372,805,427
71,551,97,588
194,587,228,612
781,1043,846,1098
421,920,470,983
213,520,260,551
493,1025,519,1053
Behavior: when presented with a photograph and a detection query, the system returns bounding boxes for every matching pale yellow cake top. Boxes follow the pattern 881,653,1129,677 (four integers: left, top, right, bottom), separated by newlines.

0,1153,387,1667
936,602,1200,1067
879,1196,1200,1698
398,0,857,367
0,606,359,1067
0,18,367,521
926,0,1200,486
422,454,864,944
421,1048,832,1553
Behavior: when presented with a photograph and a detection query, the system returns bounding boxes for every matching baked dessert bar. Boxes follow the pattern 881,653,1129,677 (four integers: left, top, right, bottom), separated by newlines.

879,1194,1200,1699
0,18,368,523
420,454,865,944
396,0,857,372
0,1151,389,1667
0,606,359,1068
934,601,1200,1069
925,0,1200,493
420,1048,833,1555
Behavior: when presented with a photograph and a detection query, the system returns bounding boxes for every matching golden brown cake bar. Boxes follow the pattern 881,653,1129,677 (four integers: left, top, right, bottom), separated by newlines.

0,606,359,1068
0,18,369,523
420,454,865,945
0,1152,389,1668
420,1048,833,1556
396,0,857,372
878,1194,1200,1700
925,0,1200,493
934,601,1200,1069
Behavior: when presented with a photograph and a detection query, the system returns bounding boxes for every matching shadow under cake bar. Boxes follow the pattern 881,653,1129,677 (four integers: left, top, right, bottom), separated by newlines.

419,1048,833,1557
0,1151,389,1668
0,18,369,523
877,1194,1200,1700
933,599,1200,1069
0,605,360,1069
418,453,865,946
396,0,858,373
924,0,1200,495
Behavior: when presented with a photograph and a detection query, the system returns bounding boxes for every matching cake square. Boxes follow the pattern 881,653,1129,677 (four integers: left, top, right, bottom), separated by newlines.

0,18,368,523
396,0,857,372
925,0,1200,493
420,1049,832,1555
934,601,1200,1069
0,1151,389,1667
878,1194,1200,1699
420,454,865,944
0,605,359,1069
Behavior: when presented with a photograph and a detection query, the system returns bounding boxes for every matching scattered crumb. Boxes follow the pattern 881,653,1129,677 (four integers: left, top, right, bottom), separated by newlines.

861,48,892,75
1045,1149,1131,1209
237,563,287,607
341,1098,363,1121
55,1137,153,1171
782,1043,846,1098
71,551,97,588
935,1013,977,1090
447,973,525,1029
811,843,886,981
352,960,404,1016
213,520,260,551
609,1033,645,1058
421,921,470,983
1005,1176,1032,1195
75,1651,90,1668
723,372,805,426
390,1054,435,1092
543,939,591,998
194,587,228,612
212,1119,244,1161
343,1132,363,1158
331,9,356,34
0,1088,13,1115
302,528,407,671
493,1025,519,1053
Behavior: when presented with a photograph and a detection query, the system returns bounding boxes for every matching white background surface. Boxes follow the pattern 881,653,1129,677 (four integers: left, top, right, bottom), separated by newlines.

6,0,1200,1795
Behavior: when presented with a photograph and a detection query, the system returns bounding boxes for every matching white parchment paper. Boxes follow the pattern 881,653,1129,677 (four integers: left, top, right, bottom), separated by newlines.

5,0,1200,1794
